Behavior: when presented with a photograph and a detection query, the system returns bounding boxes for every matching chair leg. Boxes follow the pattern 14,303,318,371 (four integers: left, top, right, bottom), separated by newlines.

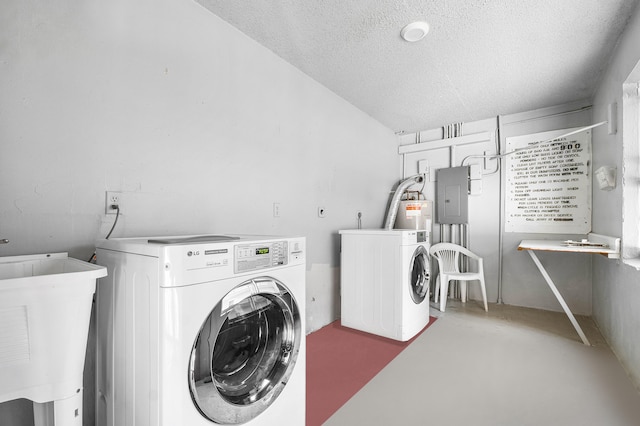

439,275,449,312
433,274,440,304
479,277,488,312
460,281,467,303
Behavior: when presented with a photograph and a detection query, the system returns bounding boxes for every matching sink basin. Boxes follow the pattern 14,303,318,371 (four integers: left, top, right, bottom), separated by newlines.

0,252,107,413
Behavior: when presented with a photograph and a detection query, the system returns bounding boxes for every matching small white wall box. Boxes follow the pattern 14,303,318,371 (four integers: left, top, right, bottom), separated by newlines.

468,164,482,195
595,166,617,191
469,164,482,180
469,179,483,195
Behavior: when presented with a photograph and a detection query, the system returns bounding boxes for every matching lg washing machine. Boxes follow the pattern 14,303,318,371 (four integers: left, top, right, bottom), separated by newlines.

339,229,430,341
95,234,305,426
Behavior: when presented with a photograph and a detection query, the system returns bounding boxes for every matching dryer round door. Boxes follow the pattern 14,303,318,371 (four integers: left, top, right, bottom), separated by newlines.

188,276,302,424
409,245,430,303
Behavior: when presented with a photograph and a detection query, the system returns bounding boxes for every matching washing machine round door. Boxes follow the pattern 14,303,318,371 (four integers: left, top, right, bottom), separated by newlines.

188,276,301,424
409,245,430,303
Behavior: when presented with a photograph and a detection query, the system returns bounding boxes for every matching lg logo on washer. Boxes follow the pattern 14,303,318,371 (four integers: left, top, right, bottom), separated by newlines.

187,248,229,256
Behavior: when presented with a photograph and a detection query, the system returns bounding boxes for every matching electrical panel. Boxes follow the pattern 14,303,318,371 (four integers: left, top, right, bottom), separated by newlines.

436,166,469,224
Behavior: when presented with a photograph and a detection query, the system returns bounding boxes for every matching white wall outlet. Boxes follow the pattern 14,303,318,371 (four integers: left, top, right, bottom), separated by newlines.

273,202,281,217
105,191,122,214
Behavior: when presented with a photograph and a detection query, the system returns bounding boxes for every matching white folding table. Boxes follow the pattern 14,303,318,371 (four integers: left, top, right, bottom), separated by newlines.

517,233,620,346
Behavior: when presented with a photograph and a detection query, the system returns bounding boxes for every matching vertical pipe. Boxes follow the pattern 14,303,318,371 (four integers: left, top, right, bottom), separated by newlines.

463,224,470,300
454,224,461,298
402,153,406,179
497,115,505,304
466,223,471,249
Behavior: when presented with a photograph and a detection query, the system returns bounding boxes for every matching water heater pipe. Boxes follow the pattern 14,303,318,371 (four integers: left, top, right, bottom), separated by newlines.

384,174,425,230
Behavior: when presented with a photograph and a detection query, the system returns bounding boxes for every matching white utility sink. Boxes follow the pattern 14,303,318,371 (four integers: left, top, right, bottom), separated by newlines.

0,252,107,426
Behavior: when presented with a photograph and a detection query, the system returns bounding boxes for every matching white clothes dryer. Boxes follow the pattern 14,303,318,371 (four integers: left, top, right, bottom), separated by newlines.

338,229,430,341
95,234,305,426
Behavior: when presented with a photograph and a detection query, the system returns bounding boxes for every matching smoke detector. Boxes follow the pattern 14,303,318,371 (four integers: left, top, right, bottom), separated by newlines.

400,21,429,42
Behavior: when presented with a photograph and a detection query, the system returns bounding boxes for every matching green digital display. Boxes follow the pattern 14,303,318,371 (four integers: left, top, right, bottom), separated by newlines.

255,247,269,255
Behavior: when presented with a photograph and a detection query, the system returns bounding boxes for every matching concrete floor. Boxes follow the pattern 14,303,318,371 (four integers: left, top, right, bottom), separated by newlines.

325,301,640,426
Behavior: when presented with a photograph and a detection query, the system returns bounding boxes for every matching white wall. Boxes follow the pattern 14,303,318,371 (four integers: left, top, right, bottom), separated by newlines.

591,2,640,389
399,100,594,315
0,0,398,423
498,103,594,315
400,118,502,304
398,2,640,390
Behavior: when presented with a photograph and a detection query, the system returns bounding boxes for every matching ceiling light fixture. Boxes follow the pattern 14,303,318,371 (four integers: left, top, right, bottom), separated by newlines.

400,21,429,42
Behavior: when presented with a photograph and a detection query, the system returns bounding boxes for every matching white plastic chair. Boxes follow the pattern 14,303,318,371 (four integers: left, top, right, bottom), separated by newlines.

429,243,488,312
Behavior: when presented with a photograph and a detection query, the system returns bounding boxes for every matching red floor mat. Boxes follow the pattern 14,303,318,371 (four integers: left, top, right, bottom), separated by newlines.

305,318,436,425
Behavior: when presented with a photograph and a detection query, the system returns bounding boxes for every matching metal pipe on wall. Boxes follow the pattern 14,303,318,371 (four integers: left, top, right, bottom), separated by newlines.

497,114,505,304
384,174,425,230
501,105,592,126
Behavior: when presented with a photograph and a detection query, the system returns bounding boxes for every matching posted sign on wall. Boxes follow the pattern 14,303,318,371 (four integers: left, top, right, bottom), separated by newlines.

505,128,591,234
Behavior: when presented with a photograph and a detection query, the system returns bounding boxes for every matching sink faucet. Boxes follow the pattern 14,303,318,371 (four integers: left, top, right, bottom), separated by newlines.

0,239,9,244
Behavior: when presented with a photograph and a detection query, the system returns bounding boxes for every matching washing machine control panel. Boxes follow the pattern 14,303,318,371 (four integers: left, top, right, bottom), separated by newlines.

234,241,288,273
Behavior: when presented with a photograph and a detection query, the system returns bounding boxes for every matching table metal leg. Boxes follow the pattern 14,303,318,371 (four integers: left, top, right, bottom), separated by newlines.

526,250,591,346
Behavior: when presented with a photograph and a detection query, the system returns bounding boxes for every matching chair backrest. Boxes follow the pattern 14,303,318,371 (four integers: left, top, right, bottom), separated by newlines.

429,243,480,274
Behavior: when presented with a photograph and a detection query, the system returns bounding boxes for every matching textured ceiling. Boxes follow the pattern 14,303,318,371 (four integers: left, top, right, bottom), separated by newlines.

195,0,639,133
